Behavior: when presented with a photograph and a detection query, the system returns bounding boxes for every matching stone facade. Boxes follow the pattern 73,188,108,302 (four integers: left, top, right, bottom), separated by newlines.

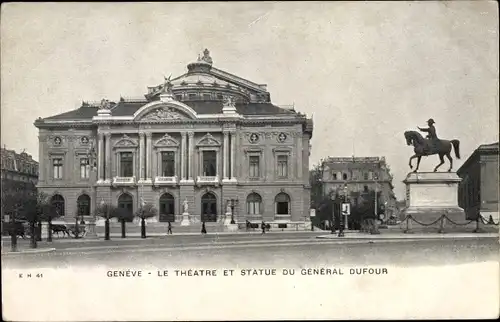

1,147,39,220
34,49,313,225
457,142,499,222
321,156,397,218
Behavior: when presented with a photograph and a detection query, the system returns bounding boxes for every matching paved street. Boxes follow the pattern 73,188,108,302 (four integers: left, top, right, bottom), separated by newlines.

2,231,498,269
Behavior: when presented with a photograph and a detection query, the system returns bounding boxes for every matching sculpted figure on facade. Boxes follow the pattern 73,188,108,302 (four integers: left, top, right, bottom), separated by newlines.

99,98,111,110
222,95,236,109
201,48,213,65
183,198,189,213
163,75,173,95
142,107,184,121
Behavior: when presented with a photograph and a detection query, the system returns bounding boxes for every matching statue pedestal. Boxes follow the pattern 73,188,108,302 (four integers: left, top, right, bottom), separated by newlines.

401,172,465,232
223,212,233,226
180,213,190,226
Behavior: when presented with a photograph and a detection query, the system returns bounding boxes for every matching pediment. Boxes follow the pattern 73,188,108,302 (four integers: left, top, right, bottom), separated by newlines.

114,134,138,148
197,133,221,146
140,106,188,121
154,133,180,147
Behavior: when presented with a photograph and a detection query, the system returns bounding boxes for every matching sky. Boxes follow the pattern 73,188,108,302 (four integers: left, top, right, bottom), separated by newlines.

1,2,498,199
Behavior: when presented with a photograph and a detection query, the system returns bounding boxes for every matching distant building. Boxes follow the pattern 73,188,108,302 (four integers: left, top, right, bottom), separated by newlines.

457,142,499,223
1,147,39,220
1,147,39,185
320,156,397,218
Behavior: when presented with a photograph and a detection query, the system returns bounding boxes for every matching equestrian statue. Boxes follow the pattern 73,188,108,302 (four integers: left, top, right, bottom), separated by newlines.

404,118,460,172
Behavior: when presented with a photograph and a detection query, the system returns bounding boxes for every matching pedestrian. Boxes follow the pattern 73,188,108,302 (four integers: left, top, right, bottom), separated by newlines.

167,221,172,235
201,221,207,235
261,221,266,234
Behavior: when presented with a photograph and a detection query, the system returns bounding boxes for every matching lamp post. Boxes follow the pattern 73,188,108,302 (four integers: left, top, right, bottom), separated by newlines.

101,199,110,240
140,197,146,239
330,193,335,234
230,197,238,225
337,184,347,238
85,140,98,225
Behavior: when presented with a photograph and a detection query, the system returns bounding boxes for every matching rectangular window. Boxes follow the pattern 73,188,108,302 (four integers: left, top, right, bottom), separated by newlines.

277,155,288,178
175,95,183,101
248,201,260,215
203,93,212,100
161,152,175,177
53,158,63,179
80,158,90,179
332,172,338,180
364,172,369,180
202,151,217,176
249,156,260,178
120,152,133,177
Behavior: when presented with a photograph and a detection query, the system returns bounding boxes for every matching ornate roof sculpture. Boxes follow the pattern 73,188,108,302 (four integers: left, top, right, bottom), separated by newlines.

141,106,186,121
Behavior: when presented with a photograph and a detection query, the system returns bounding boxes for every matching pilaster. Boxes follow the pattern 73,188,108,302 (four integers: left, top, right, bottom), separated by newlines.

97,133,104,183
180,132,187,182
138,132,145,183
187,131,194,183
222,131,229,181
228,131,237,183
104,133,112,184
144,132,153,184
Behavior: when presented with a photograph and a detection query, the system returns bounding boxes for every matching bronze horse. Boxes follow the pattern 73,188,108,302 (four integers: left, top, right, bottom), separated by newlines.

404,131,460,172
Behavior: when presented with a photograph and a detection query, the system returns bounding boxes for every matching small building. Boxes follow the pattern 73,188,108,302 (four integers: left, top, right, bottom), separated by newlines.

457,142,499,223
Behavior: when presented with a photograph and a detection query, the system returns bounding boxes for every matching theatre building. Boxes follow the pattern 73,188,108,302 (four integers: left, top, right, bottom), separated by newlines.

34,49,313,226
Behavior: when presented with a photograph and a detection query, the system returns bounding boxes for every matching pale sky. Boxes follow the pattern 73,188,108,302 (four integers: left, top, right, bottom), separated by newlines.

1,2,498,199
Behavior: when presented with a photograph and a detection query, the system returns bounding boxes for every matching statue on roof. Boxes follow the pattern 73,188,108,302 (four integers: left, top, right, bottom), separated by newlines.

162,74,173,94
201,48,213,65
222,95,236,109
99,98,111,110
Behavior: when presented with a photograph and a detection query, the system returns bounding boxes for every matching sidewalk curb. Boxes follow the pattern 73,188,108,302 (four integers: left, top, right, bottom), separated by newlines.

316,233,498,240
2,247,56,255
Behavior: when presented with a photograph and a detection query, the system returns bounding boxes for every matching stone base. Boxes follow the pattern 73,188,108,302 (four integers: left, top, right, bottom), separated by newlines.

224,224,239,232
223,212,233,226
180,213,190,226
401,172,466,233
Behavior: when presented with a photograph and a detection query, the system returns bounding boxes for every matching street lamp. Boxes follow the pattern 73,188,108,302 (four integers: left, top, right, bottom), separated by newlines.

330,193,336,234
85,141,98,225
230,197,238,224
101,198,110,240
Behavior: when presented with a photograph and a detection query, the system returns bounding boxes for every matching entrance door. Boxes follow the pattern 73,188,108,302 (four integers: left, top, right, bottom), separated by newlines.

201,192,217,222
118,193,134,222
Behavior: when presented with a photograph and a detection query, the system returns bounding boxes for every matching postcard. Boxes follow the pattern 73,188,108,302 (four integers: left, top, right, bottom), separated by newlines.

1,2,499,321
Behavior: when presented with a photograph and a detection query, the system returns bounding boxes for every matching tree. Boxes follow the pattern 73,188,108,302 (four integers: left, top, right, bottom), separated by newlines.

96,203,117,240
114,207,134,238
310,160,326,228
135,203,158,238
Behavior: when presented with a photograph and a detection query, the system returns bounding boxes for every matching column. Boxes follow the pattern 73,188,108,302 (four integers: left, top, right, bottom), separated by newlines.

97,133,104,182
188,132,194,181
223,132,229,180
230,132,237,181
180,132,186,181
105,133,111,182
138,132,145,181
146,132,152,181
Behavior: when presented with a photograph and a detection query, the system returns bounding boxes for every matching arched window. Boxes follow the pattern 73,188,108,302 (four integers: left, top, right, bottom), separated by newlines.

159,193,175,222
247,193,262,215
77,194,91,218
201,192,217,222
118,193,134,222
342,173,348,180
275,192,290,215
51,194,65,217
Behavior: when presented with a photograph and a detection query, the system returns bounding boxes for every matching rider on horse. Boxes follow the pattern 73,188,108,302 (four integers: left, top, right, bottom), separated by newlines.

418,118,438,153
